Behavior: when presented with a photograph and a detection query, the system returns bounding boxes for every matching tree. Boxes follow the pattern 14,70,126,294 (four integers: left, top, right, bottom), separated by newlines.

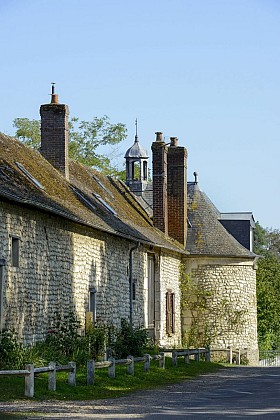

13,116,127,178
254,222,280,257
254,223,280,349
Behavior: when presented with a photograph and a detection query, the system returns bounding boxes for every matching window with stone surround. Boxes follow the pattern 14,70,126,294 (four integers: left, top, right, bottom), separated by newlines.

166,291,175,335
85,287,97,331
147,254,155,327
11,236,20,267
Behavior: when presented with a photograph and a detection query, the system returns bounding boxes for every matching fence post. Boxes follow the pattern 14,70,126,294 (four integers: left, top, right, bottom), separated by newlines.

172,350,178,366
228,346,233,364
195,349,200,362
127,356,134,375
144,354,151,372
184,349,190,364
108,357,115,378
237,349,241,365
206,348,211,362
48,361,56,391
159,352,165,369
68,361,76,386
87,360,95,385
25,364,34,398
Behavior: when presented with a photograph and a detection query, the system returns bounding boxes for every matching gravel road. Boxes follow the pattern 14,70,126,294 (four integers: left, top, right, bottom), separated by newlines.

1,366,280,419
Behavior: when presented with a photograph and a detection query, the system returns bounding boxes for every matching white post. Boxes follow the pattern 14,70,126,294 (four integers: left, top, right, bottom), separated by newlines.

144,354,151,372
127,356,134,375
25,364,34,398
172,350,178,366
237,349,241,365
228,346,233,364
184,349,190,364
68,361,76,386
87,360,95,385
108,357,115,378
48,361,56,391
206,348,211,362
159,352,165,369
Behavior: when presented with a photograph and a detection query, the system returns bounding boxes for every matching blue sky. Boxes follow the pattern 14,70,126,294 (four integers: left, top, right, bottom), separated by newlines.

1,0,279,229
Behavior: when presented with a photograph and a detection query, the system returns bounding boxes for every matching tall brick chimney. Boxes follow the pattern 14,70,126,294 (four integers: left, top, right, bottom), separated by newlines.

167,137,187,247
40,84,69,180
152,132,168,235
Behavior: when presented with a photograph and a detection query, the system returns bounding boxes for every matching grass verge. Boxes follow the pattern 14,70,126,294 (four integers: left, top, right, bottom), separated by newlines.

0,358,222,401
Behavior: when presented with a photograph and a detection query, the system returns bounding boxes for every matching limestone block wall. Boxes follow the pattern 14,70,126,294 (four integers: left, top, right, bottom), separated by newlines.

0,200,183,347
156,251,182,347
182,257,259,365
0,201,146,343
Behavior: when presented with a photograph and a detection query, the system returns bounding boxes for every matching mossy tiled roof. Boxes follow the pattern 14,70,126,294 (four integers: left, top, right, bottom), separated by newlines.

0,133,185,253
187,182,256,257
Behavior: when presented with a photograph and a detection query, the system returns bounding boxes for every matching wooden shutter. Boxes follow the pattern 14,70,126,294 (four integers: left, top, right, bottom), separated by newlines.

166,291,175,335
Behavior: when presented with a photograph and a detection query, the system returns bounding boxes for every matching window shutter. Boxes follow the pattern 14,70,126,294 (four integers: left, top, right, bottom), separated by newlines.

172,292,175,333
166,291,175,335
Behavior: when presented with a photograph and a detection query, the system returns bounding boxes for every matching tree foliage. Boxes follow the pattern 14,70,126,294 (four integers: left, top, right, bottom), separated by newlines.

254,223,280,349
13,116,127,177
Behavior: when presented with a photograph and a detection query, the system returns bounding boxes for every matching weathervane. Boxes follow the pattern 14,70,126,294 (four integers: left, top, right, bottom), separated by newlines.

135,118,138,142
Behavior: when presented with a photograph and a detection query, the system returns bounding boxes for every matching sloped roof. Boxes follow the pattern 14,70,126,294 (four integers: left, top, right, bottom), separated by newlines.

0,133,185,254
124,138,148,159
187,182,256,258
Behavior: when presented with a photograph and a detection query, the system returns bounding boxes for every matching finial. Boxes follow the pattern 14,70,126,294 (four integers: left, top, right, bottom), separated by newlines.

194,171,198,184
50,82,59,104
135,118,138,142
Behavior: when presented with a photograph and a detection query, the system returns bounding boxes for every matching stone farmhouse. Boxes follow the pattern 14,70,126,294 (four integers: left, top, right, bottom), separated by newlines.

0,90,259,363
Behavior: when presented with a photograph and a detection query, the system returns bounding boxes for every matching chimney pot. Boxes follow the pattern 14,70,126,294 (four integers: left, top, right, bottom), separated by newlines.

170,137,178,147
51,94,59,104
155,132,163,142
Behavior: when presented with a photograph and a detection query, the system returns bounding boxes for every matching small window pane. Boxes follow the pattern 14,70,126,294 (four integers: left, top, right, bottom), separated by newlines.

11,237,19,267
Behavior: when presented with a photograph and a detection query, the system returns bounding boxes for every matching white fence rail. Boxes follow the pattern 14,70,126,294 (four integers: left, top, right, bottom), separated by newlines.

0,346,244,397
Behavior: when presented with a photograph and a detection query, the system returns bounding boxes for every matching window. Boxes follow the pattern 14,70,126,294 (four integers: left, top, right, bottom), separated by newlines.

132,279,136,301
15,162,45,190
92,193,117,216
147,255,155,327
11,237,20,267
92,175,114,198
86,287,96,331
143,161,148,180
71,186,96,212
166,291,175,335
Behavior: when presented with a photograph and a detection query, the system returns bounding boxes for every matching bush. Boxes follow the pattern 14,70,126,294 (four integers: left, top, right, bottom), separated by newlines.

0,330,25,369
112,319,149,359
0,316,154,369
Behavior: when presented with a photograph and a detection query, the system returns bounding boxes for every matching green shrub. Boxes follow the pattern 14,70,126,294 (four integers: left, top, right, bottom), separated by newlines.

0,330,25,369
112,319,149,358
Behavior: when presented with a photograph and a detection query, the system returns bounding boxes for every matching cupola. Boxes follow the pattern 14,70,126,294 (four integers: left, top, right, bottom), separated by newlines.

125,120,149,195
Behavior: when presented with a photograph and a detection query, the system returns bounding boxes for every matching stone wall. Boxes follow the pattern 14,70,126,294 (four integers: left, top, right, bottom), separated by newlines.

156,251,182,347
182,257,259,365
0,201,182,346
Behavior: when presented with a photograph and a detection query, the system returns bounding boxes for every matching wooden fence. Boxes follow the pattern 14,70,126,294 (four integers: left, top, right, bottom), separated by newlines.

0,361,76,398
0,346,243,397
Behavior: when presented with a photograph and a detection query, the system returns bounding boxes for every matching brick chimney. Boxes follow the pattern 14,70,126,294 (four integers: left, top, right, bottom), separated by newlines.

167,137,187,247
40,84,69,180
151,132,168,235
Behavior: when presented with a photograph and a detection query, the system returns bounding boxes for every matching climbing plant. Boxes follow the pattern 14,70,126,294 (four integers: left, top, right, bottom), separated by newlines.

180,265,248,348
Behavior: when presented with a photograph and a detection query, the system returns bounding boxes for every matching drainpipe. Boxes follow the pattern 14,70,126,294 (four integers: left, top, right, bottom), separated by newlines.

129,243,140,325
0,259,6,335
